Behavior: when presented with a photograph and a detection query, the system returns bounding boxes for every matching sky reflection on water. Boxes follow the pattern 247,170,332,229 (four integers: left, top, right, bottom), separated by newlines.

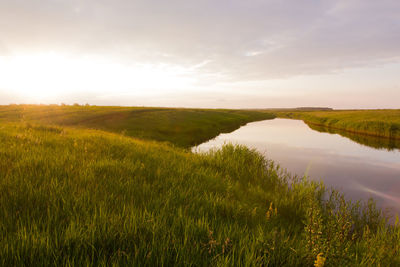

195,119,400,217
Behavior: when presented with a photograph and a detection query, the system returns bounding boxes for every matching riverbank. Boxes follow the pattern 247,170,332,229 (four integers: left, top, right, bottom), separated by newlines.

1,105,400,265
276,109,400,141
1,122,399,266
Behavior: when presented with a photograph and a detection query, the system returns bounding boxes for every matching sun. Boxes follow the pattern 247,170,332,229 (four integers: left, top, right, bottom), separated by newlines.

0,52,195,102
0,53,73,99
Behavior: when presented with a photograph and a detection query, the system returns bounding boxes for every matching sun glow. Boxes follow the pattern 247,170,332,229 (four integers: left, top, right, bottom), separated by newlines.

0,52,195,102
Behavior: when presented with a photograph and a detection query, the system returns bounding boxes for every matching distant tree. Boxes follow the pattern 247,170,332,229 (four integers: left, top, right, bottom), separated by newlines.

73,103,80,107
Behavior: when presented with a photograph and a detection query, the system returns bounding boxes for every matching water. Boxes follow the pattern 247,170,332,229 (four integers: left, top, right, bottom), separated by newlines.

195,119,400,217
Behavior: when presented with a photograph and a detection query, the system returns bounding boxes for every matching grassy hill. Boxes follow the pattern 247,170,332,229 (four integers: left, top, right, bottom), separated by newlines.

0,105,275,147
0,105,399,266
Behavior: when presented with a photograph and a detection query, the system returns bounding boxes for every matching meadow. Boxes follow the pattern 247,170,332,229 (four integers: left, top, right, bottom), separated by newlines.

277,109,400,141
0,105,400,266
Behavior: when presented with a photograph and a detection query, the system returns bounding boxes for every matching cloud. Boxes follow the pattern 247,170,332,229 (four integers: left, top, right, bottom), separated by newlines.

0,40,10,56
1,0,399,81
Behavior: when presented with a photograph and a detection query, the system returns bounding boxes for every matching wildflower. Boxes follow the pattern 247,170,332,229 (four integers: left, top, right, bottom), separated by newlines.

314,253,326,267
266,202,277,220
207,231,218,254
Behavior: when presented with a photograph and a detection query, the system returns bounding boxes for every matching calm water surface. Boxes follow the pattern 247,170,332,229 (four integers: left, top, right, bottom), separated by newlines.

195,119,400,217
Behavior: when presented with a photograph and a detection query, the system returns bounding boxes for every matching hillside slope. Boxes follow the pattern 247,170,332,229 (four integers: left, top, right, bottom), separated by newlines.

0,105,275,147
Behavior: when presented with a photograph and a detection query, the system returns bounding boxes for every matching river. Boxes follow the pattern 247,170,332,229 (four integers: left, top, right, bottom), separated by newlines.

194,118,400,218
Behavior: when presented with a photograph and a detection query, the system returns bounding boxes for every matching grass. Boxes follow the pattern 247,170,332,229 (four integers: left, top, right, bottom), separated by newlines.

277,109,400,141
0,105,275,148
0,105,399,265
307,123,400,150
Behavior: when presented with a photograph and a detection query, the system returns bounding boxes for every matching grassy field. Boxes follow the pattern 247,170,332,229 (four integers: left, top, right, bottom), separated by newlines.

277,109,400,141
1,122,399,266
0,105,275,148
1,105,400,265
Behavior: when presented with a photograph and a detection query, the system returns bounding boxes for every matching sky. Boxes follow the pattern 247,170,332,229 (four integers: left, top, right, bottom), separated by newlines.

0,0,399,109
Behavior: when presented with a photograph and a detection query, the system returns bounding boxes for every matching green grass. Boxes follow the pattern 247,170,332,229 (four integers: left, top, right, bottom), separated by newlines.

277,110,400,141
0,105,275,148
1,105,400,265
307,123,400,150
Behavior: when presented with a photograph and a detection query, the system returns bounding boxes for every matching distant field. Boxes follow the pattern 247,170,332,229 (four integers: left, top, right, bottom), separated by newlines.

0,105,275,147
1,122,399,266
277,109,400,140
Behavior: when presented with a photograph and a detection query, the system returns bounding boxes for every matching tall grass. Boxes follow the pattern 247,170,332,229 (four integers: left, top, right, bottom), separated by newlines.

0,123,399,266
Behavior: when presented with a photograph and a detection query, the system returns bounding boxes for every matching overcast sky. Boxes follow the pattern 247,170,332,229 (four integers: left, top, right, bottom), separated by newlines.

1,0,399,108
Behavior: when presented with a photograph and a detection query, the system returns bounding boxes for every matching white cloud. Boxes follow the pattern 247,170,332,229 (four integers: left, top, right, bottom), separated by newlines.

0,0,399,107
